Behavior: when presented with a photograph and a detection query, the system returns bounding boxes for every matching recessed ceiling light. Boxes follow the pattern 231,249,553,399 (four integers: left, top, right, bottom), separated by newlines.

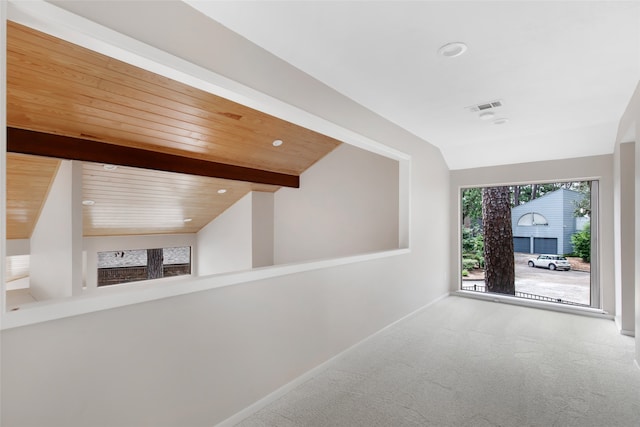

437,42,467,58
493,118,510,125
103,164,118,171
82,200,95,206
272,139,283,147
479,111,495,121
183,218,193,223
217,189,227,194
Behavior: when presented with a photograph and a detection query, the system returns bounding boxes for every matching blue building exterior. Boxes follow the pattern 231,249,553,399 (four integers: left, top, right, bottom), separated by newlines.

511,189,588,255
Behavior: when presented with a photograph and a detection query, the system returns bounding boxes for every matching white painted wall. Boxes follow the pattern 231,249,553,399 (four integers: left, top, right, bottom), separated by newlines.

252,191,274,268
0,3,450,426
275,143,399,264
450,155,615,314
196,192,252,276
29,161,82,301
6,239,29,256
83,233,197,291
198,142,400,273
613,142,635,335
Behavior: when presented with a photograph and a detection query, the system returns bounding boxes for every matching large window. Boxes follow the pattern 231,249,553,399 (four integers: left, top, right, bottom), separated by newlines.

460,181,597,308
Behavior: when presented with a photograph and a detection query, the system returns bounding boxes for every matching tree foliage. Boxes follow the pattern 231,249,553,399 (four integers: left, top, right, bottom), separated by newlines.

482,186,515,295
511,181,586,207
572,181,591,217
462,187,482,222
463,181,591,218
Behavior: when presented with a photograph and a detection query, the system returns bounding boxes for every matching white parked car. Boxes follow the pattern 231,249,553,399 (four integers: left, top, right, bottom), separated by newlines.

528,254,571,271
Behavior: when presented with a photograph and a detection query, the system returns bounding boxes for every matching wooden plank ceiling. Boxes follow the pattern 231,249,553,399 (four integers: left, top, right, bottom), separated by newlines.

82,161,277,237
6,21,342,238
6,153,60,240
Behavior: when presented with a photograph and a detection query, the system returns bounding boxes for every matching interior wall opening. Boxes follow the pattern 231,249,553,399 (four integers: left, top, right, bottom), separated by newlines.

1,7,410,327
4,146,401,312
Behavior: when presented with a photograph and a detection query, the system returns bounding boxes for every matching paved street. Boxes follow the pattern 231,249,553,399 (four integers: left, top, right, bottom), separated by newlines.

463,253,591,305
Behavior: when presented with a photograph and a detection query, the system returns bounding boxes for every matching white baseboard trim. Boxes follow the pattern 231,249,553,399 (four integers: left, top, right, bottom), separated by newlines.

214,292,450,427
620,329,635,337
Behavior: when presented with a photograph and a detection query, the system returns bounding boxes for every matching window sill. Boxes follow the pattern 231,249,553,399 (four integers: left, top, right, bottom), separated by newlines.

451,290,611,319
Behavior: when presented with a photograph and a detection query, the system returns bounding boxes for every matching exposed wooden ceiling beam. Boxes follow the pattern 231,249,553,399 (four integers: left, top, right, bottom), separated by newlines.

7,127,299,188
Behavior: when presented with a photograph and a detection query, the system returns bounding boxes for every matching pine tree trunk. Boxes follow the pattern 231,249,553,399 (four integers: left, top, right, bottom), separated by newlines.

147,248,164,280
482,187,515,295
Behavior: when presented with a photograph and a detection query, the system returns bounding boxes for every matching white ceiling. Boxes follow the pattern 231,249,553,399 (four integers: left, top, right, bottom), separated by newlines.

185,1,640,170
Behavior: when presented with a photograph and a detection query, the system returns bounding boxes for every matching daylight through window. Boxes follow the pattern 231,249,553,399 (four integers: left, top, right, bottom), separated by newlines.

97,246,192,287
460,181,596,308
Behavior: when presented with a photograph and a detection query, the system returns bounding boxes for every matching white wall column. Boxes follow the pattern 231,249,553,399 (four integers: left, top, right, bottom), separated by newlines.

71,161,83,296
84,250,98,292
613,80,639,359
251,191,274,268
614,142,635,336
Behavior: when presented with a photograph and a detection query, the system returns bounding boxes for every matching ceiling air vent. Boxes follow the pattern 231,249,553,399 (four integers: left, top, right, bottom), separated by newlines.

467,100,503,113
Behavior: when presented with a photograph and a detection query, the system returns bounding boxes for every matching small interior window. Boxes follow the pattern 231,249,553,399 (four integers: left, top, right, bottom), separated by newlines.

97,246,191,287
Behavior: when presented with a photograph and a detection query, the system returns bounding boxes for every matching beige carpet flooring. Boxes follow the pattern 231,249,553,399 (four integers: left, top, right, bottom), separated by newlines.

235,296,640,426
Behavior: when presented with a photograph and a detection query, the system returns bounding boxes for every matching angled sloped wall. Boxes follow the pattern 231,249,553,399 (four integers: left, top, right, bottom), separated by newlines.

275,143,399,264
29,160,82,301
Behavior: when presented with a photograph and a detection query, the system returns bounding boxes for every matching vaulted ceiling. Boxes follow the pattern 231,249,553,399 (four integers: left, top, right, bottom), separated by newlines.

6,21,342,238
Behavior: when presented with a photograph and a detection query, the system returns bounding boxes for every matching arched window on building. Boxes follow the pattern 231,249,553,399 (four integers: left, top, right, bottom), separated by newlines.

517,212,548,226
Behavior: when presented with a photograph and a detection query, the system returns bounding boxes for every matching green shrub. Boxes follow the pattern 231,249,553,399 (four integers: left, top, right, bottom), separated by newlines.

571,222,591,262
462,225,484,270
462,269,469,277
462,258,477,270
